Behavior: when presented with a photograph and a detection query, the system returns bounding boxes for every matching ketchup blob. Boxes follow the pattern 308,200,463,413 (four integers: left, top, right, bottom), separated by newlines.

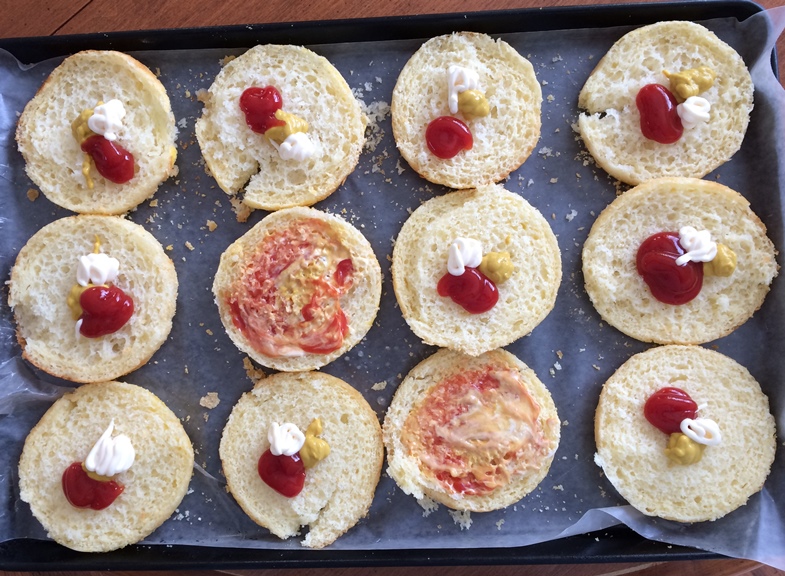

240,86,286,134
81,135,135,184
79,285,134,338
644,387,699,435
426,116,473,159
636,232,702,305
258,449,306,497
62,462,124,510
437,267,499,314
636,84,683,144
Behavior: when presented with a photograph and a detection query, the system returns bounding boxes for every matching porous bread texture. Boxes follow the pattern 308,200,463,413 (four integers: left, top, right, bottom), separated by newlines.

8,215,178,383
212,207,382,372
195,44,365,211
392,184,561,356
383,348,560,512
577,21,753,185
219,371,383,548
582,177,778,344
391,31,542,189
16,50,178,214
595,345,776,522
18,381,194,552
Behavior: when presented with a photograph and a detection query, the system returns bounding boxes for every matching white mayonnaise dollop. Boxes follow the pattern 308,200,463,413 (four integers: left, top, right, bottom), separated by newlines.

88,99,127,142
680,417,722,446
275,132,315,162
77,252,120,287
447,65,480,115
677,96,711,130
268,422,305,456
676,226,717,266
447,237,483,276
84,420,135,477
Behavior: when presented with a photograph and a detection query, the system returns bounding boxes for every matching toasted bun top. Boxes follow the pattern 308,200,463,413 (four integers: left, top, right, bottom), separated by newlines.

8,215,178,383
392,184,561,356
219,371,383,548
212,207,382,372
392,32,542,189
16,50,178,214
577,21,753,184
383,348,560,512
195,44,365,211
595,345,775,522
18,381,194,552
582,177,778,345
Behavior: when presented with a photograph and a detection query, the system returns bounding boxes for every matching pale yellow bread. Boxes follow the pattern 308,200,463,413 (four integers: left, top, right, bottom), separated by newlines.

8,215,178,383
391,31,542,189
18,381,194,552
582,177,777,345
391,184,561,356
595,345,776,522
16,50,178,214
383,348,560,512
219,371,383,548
577,21,753,184
212,207,382,372
195,44,365,211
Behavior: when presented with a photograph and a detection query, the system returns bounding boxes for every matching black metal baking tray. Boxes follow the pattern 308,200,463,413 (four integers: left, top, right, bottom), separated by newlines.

0,0,775,570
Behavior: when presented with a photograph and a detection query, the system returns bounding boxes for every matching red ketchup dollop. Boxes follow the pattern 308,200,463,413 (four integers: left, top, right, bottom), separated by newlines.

437,267,498,314
258,449,306,497
426,116,473,159
79,285,134,338
240,86,286,134
644,387,699,434
636,84,683,144
81,135,135,184
62,462,124,510
636,232,702,305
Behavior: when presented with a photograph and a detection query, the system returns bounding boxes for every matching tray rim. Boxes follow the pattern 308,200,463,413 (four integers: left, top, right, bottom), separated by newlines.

0,0,772,570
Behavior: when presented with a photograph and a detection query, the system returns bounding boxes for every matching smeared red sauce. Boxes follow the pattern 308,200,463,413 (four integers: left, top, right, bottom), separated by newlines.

636,232,702,305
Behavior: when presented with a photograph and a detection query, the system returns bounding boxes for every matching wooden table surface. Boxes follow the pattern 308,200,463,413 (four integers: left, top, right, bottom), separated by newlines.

2,0,785,575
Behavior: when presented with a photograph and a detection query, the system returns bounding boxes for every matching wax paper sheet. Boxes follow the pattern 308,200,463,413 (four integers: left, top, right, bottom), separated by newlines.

1,6,785,568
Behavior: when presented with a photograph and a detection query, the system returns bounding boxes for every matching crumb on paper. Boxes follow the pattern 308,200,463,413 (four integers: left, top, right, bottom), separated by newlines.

418,496,439,517
26,188,39,201
371,381,387,391
185,241,195,251
449,509,472,530
496,519,505,530
556,350,563,359
200,392,220,409
231,198,253,223
553,484,564,491
149,199,159,207
206,220,218,232
550,177,558,184
243,357,266,384
566,209,577,221
165,244,174,251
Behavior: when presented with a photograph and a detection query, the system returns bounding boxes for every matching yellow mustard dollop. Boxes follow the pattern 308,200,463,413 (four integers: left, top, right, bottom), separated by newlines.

82,462,113,483
479,251,514,284
704,243,737,277
71,105,101,190
665,432,705,465
265,109,309,144
663,66,716,101
300,418,330,469
457,89,490,118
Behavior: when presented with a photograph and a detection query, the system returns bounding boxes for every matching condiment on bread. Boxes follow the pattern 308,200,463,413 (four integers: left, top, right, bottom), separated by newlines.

636,226,736,305
663,66,716,101
258,419,331,497
239,85,315,162
426,116,473,159
70,99,135,187
400,365,552,496
437,237,503,313
226,218,354,357
68,237,134,338
643,386,721,466
62,419,135,510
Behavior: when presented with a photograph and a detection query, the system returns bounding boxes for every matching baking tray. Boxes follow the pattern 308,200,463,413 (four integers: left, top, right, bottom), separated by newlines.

0,0,780,570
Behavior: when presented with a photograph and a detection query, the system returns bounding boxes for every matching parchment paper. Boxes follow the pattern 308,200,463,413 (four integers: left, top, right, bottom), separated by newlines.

1,6,785,568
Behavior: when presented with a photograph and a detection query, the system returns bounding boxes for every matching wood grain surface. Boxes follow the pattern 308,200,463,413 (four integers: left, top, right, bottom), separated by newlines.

1,0,784,575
